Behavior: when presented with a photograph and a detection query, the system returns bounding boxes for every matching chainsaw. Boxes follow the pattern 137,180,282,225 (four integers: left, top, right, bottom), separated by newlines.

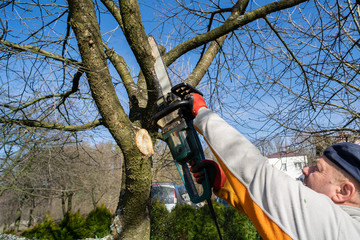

149,36,223,239
149,36,211,204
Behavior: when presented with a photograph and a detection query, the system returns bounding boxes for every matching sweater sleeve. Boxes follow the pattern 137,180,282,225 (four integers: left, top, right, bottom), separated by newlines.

193,108,360,240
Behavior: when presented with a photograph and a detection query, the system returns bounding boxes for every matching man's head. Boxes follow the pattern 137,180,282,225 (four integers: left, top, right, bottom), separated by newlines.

302,142,360,207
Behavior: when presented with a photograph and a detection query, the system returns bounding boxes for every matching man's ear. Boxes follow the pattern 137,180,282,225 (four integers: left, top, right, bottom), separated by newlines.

331,181,356,204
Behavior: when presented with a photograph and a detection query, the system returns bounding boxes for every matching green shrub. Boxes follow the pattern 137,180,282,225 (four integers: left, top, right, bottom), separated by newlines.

20,202,258,240
21,215,62,240
221,204,258,240
150,202,170,239
20,206,114,240
59,210,91,239
150,202,259,240
85,204,114,238
168,204,197,240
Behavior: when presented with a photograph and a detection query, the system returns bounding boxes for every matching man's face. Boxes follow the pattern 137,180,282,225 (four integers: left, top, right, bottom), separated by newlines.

302,156,340,198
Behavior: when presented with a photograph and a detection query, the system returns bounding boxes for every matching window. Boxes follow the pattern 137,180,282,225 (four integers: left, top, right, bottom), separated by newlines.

294,162,303,170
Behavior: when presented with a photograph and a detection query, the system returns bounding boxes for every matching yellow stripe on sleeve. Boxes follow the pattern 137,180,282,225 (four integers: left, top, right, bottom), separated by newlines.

216,158,292,240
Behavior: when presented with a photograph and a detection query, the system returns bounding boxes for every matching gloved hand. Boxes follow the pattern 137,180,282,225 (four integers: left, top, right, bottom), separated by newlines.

190,160,226,190
185,93,208,117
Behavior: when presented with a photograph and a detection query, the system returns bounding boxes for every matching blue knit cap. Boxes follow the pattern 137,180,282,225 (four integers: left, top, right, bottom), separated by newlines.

323,142,360,182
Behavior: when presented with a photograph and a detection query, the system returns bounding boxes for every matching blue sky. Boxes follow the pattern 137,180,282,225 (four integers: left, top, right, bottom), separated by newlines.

1,0,358,153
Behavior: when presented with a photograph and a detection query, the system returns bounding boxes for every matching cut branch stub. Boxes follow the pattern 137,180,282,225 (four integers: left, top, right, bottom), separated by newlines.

135,129,154,156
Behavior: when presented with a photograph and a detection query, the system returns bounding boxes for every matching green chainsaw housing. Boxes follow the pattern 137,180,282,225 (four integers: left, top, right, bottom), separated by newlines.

153,83,212,203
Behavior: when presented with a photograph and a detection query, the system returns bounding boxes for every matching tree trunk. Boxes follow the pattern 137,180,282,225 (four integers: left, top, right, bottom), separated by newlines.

14,207,22,232
68,0,153,239
61,192,66,217
91,187,97,209
28,197,35,227
14,196,24,232
67,192,73,213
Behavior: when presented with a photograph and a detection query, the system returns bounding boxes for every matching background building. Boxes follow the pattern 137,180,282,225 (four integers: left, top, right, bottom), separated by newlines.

267,150,308,180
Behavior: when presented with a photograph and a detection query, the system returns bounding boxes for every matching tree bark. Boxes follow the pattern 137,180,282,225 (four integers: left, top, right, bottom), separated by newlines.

61,192,66,217
68,0,152,239
67,192,73,213
14,196,25,232
28,196,35,227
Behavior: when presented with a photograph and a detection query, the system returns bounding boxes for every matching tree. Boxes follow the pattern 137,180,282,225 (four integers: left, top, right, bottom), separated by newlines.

0,139,122,230
0,129,59,230
0,0,315,239
75,142,122,209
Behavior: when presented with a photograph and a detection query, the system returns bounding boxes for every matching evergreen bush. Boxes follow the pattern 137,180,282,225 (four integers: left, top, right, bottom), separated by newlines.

150,201,259,240
19,201,259,240
85,204,114,237
149,201,170,239
221,204,258,240
59,210,91,239
167,204,197,239
21,215,62,240
20,206,113,240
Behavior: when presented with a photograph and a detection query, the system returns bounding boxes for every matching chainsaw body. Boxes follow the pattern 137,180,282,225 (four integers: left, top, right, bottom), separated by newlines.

153,83,211,203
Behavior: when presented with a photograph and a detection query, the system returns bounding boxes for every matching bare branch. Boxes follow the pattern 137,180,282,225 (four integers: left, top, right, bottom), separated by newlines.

0,39,81,66
0,118,103,131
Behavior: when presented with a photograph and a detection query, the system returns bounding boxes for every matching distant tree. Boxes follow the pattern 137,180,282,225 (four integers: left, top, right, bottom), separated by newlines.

77,142,122,209
0,139,122,230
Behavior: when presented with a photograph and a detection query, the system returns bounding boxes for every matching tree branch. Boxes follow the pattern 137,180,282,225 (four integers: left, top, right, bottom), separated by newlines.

0,118,103,131
103,44,137,98
119,0,160,102
101,0,125,32
187,0,249,86
263,16,316,111
0,39,81,66
164,0,306,66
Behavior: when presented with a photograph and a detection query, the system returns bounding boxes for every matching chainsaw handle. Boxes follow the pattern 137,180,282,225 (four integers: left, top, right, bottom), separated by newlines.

153,83,202,124
182,162,212,203
171,83,203,98
182,122,212,203
152,100,190,123
182,164,199,198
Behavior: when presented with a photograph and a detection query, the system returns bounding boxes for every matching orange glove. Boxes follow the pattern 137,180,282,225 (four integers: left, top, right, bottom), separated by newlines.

188,93,208,117
190,160,226,190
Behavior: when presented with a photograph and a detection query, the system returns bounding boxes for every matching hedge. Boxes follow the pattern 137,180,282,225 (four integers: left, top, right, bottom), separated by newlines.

21,204,113,239
17,202,259,240
150,202,260,240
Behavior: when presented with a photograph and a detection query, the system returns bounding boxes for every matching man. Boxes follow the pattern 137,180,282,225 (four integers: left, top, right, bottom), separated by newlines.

302,151,360,208
189,93,360,239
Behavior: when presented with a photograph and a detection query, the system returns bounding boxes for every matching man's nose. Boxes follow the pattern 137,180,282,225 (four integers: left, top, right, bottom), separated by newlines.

303,165,316,176
302,166,310,176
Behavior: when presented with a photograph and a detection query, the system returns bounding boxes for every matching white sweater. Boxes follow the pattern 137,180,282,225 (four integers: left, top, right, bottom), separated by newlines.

194,108,360,240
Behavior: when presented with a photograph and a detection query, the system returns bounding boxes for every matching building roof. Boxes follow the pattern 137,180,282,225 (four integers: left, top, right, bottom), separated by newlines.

267,151,306,158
